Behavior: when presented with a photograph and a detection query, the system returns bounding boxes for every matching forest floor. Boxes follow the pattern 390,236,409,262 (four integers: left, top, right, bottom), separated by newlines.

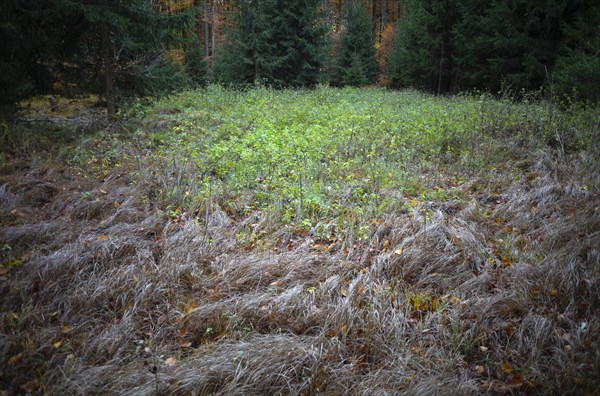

1,87,599,395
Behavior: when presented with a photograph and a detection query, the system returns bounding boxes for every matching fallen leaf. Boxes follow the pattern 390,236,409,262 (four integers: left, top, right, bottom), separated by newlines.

100,235,108,240
508,373,524,387
114,201,121,208
341,288,347,297
178,327,188,336
479,346,488,352
53,340,62,348
502,362,513,374
475,365,485,375
180,340,192,348
394,247,403,255
164,357,177,367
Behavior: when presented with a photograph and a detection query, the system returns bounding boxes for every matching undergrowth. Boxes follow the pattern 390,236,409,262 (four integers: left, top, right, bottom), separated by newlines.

0,86,598,395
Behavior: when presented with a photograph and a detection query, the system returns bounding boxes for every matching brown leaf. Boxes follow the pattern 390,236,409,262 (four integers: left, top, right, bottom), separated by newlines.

180,340,192,348
164,357,177,367
508,373,524,388
502,362,513,374
475,365,485,375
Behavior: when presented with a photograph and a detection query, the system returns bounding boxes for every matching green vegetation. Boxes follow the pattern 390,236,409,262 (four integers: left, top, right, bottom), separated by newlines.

129,86,595,242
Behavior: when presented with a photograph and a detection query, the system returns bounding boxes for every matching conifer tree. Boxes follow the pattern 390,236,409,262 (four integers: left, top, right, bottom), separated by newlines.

452,0,574,95
214,0,327,87
334,0,378,86
387,0,455,92
186,36,209,87
551,1,599,102
269,0,328,86
344,53,369,86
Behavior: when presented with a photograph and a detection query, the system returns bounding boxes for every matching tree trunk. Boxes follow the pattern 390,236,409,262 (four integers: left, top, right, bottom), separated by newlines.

398,1,403,22
371,0,376,38
203,0,209,57
100,22,116,121
210,0,215,57
380,0,385,39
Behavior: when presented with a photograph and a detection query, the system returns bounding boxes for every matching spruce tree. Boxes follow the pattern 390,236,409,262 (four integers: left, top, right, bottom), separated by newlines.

343,53,369,86
452,0,570,95
477,0,564,93
213,0,327,87
269,0,328,86
212,0,277,85
387,0,456,93
552,1,600,102
451,0,493,90
186,36,208,87
334,0,378,86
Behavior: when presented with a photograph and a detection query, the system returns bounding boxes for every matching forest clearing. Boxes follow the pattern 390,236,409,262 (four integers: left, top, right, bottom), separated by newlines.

1,86,599,394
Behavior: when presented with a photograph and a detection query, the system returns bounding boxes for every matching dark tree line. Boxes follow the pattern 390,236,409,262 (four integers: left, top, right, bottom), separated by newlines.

388,0,600,100
1,0,598,120
1,0,197,118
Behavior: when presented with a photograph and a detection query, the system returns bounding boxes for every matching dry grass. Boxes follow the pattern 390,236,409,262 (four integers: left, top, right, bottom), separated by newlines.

1,131,599,396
